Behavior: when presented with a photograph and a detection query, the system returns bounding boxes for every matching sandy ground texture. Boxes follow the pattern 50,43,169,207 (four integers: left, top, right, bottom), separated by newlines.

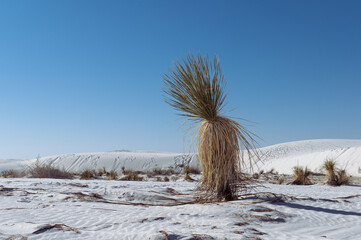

1,178,360,240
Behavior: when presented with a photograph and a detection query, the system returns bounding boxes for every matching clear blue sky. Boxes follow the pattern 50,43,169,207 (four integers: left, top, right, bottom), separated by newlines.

1,0,360,159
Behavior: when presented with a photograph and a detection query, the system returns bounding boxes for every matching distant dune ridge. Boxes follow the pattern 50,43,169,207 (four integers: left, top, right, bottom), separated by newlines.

1,139,361,176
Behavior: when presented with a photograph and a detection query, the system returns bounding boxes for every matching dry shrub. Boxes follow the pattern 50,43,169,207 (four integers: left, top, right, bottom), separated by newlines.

120,171,143,181
292,166,312,185
337,170,350,185
323,159,338,186
184,166,201,175
147,168,176,177
163,54,259,201
97,167,107,176
80,170,95,180
27,160,73,179
1,170,25,178
323,159,350,186
164,176,170,182
106,170,118,180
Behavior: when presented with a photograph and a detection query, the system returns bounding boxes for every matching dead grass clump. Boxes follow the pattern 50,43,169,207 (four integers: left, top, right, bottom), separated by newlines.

80,170,95,180
27,160,73,179
337,169,350,185
106,170,118,180
120,171,143,181
184,166,201,175
97,167,107,176
1,170,25,178
147,168,176,177
291,166,312,185
323,159,338,186
163,54,259,201
322,159,350,186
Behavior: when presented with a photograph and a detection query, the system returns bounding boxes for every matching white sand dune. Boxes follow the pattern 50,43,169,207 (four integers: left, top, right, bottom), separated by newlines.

1,139,361,176
256,139,361,176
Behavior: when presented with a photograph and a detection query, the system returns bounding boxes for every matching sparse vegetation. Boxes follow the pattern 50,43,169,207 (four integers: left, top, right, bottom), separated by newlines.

97,167,107,176
27,159,73,179
146,168,177,178
337,169,350,185
106,170,118,180
120,170,143,181
80,170,95,180
1,169,25,178
184,166,200,175
322,159,350,186
291,166,312,185
323,159,338,186
163,53,259,200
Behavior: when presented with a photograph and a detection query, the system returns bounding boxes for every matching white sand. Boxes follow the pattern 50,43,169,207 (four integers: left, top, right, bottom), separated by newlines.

0,178,360,239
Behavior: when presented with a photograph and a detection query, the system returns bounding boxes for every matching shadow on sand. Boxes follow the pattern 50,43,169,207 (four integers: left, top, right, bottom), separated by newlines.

273,201,361,217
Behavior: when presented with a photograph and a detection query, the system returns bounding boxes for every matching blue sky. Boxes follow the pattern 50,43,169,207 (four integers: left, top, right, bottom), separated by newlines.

0,0,360,159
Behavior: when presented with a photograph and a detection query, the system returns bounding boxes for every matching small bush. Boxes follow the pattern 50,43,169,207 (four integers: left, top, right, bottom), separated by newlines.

106,170,118,180
80,170,95,180
120,171,143,181
292,166,312,185
337,169,350,185
184,166,200,175
323,159,338,186
164,176,169,182
322,159,349,186
1,170,25,178
97,167,107,176
146,168,177,177
27,160,73,179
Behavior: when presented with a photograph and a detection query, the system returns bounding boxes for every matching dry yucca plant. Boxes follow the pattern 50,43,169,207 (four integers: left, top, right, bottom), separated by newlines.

163,54,258,200
292,166,312,185
322,159,350,186
323,159,338,186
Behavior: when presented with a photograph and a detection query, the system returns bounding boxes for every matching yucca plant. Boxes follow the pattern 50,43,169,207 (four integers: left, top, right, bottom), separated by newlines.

292,166,312,185
163,54,258,200
322,159,350,186
323,159,338,186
